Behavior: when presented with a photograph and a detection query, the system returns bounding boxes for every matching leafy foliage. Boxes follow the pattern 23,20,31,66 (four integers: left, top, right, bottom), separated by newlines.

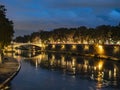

0,5,14,49
14,23,120,44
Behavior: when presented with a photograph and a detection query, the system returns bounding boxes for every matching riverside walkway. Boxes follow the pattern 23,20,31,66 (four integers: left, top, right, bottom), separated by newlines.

0,56,21,89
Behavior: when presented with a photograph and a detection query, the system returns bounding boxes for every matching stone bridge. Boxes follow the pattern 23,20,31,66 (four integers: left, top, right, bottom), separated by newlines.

4,42,43,52
4,42,120,59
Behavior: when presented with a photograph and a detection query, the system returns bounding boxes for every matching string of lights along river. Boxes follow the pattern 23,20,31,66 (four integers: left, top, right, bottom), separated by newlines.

4,50,120,90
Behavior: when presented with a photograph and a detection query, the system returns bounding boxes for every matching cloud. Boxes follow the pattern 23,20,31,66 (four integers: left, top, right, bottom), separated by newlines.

109,10,120,20
0,0,120,37
41,0,120,9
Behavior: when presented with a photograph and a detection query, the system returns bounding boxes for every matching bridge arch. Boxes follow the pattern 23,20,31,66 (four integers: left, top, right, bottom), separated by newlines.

4,42,43,52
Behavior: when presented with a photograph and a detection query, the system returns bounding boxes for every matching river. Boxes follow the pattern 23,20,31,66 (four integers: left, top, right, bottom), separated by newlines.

4,51,120,90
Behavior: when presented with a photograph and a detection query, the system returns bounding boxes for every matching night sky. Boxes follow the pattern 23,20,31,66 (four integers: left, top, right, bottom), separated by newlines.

1,0,120,37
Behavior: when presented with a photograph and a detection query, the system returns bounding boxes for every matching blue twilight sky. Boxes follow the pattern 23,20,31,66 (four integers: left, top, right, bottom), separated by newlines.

0,0,120,37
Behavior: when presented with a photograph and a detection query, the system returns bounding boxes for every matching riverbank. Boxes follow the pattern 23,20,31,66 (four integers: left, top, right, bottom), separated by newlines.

0,56,21,89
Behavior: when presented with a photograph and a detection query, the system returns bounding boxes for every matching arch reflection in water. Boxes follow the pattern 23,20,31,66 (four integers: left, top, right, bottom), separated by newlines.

12,51,120,89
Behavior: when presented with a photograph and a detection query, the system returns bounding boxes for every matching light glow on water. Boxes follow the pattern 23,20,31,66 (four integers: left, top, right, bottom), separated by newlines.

3,44,120,90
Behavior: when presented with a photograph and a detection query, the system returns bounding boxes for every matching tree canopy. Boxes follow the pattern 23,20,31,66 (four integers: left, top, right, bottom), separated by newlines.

14,23,120,45
0,5,14,49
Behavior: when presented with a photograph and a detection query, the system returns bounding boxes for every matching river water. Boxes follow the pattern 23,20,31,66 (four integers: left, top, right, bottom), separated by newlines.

4,51,120,90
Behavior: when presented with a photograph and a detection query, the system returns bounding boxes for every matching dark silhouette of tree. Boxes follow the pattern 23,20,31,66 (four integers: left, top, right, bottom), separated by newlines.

111,25,120,43
30,32,40,42
95,25,111,44
14,36,25,43
14,35,31,43
0,5,14,49
15,23,120,45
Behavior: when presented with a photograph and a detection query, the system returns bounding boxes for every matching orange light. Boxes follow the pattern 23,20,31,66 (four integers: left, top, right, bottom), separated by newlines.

72,45,76,50
109,70,112,79
72,57,76,66
113,46,119,53
84,45,89,51
98,45,102,48
114,67,117,78
61,45,65,50
98,60,103,70
96,44,104,54
61,56,65,65
52,45,55,49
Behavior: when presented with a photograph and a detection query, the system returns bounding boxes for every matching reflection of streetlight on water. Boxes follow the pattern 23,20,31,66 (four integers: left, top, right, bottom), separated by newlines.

98,61,103,71
96,60,104,88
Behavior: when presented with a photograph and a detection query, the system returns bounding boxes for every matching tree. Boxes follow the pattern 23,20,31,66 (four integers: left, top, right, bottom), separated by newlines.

0,5,14,49
14,36,25,43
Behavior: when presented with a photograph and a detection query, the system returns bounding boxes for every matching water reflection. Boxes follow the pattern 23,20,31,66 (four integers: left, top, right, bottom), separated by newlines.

3,50,120,89
13,51,120,89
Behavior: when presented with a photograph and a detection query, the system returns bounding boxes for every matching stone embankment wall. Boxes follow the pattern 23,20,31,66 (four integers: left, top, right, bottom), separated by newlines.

45,44,120,59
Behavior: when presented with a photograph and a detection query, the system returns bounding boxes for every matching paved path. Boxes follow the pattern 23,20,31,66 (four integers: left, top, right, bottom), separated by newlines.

0,56,21,89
